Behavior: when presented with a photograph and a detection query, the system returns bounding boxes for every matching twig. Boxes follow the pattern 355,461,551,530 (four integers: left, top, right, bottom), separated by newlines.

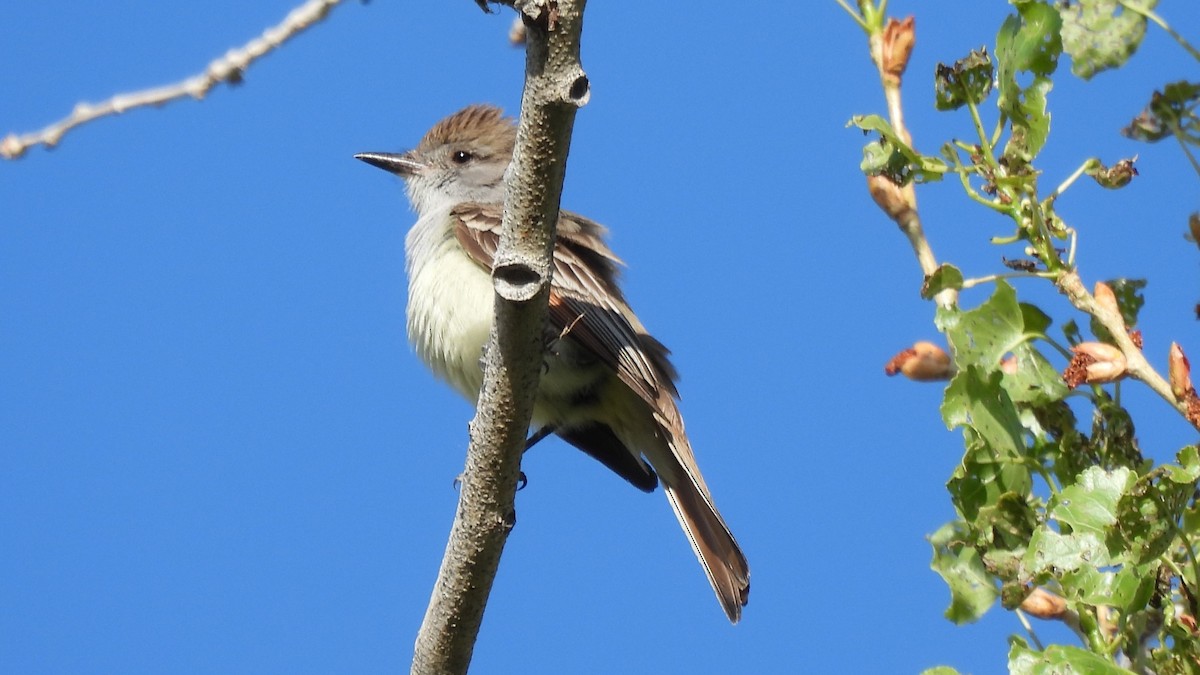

1015,609,1046,651
834,0,868,31
1174,131,1200,179
960,271,1056,289
1,0,348,159
964,98,998,168
859,12,957,309
1045,159,1100,205
1058,271,1184,414
409,1,589,673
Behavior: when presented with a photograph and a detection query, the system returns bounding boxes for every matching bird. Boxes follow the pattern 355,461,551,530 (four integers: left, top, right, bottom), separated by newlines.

355,104,749,622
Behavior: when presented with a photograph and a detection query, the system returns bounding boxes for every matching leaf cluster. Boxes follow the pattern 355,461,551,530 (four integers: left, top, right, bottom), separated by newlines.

846,0,1200,671
932,281,1200,672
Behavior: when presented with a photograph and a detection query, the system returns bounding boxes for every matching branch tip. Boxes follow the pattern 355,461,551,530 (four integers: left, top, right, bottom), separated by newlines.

2,0,348,159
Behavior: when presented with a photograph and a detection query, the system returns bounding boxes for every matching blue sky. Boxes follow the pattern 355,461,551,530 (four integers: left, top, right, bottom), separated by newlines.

3,2,1200,673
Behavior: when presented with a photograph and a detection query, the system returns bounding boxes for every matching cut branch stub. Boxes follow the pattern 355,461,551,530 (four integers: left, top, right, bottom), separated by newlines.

493,262,546,302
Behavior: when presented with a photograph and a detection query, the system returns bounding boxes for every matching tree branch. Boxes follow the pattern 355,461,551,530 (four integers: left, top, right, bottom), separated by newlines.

409,1,589,673
1057,271,1186,415
0,0,348,160
855,10,957,309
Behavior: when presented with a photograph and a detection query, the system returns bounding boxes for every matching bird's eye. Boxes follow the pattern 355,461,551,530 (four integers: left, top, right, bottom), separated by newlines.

451,150,474,164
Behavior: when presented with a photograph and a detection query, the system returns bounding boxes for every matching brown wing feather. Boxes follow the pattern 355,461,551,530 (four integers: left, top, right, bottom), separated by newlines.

451,203,677,405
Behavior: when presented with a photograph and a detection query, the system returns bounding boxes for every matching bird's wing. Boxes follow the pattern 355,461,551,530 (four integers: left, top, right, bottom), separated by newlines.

450,202,678,407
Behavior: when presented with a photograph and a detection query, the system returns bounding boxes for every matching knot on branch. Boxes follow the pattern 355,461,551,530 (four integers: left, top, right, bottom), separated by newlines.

541,68,590,107
567,74,590,105
493,262,546,302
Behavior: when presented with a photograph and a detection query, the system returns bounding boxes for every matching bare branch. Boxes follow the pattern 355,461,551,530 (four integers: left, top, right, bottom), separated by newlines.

0,0,348,160
409,1,589,673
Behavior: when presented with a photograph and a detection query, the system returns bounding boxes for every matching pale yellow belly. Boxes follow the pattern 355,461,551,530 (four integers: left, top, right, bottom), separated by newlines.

406,242,495,401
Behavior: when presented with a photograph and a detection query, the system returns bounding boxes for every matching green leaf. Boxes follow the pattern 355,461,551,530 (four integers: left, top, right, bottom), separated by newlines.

935,304,961,334
1062,319,1083,347
944,374,1034,523
1008,637,1038,673
996,3,1061,162
942,367,1026,458
849,115,949,184
1089,393,1146,472
974,491,1039,551
1002,77,1054,163
986,548,1027,589
943,283,1068,407
1020,302,1053,336
944,280,1025,370
1052,466,1134,535
1060,0,1155,80
847,114,897,136
948,429,1034,520
1025,527,1111,575
1183,502,1200,536
930,521,998,623
1061,564,1154,612
1167,446,1200,483
1009,641,1133,674
1004,344,1068,407
948,434,995,521
997,3,1062,77
923,264,964,299
935,49,994,111
1109,472,1187,564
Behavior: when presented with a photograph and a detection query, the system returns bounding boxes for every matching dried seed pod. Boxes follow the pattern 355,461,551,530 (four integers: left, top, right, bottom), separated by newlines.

1063,342,1127,388
881,17,916,82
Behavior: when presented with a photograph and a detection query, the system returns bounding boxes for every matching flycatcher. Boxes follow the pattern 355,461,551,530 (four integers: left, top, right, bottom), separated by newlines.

355,105,750,622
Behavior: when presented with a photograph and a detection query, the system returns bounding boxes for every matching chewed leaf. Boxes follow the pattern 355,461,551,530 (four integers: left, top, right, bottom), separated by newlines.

1060,0,1153,80
935,49,994,111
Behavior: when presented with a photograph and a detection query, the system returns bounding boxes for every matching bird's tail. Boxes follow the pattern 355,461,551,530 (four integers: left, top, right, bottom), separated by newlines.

659,431,750,623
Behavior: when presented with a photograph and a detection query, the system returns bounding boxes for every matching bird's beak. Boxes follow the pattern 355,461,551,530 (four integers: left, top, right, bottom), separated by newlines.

354,151,424,176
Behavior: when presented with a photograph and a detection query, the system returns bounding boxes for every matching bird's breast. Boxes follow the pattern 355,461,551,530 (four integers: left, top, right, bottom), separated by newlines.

405,216,494,400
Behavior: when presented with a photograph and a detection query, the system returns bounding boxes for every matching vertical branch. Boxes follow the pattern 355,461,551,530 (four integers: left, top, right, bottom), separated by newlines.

409,1,589,674
857,10,957,309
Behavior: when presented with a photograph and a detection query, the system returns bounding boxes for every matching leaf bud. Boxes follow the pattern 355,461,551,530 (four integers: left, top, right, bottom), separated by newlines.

1170,342,1193,401
1093,281,1119,319
1019,588,1066,620
884,341,953,381
867,174,914,221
